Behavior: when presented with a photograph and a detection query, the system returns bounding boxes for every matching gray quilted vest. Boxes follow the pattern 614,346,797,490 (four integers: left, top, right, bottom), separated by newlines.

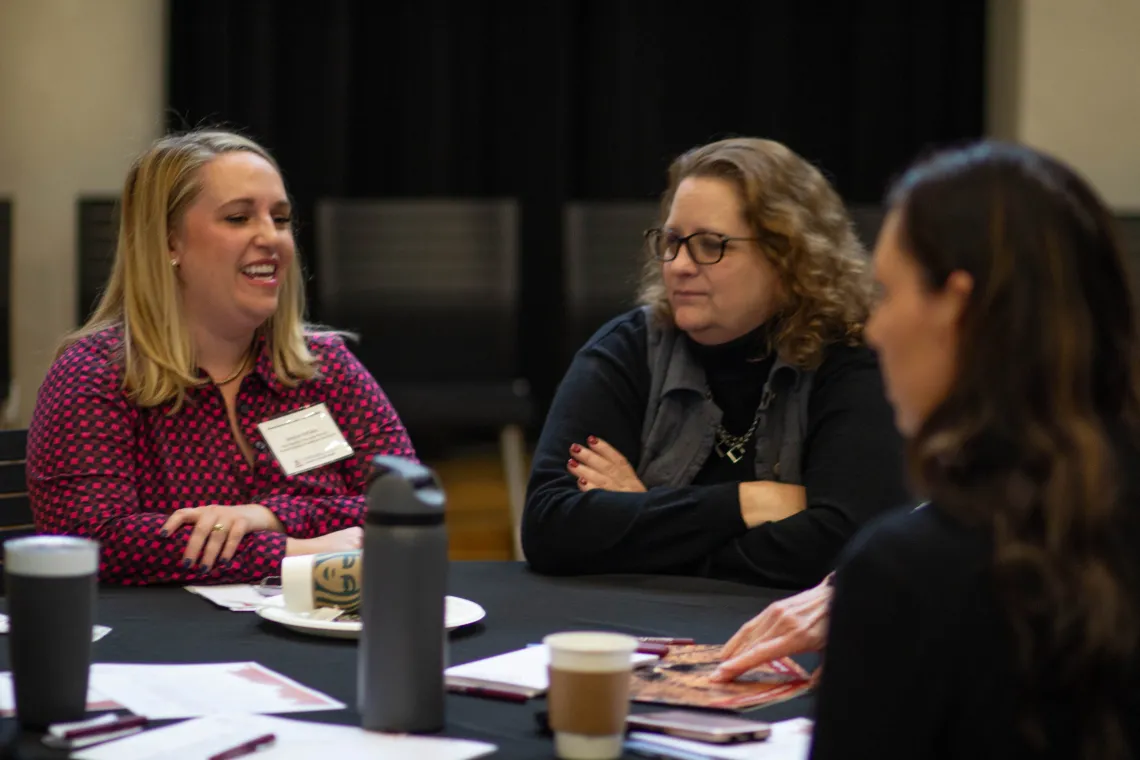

635,308,815,488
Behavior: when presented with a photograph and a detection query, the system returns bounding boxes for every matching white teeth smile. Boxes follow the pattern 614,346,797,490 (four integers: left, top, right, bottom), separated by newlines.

241,263,277,279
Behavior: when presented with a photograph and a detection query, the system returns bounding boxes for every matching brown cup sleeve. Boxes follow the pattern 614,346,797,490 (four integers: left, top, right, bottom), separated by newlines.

547,666,632,736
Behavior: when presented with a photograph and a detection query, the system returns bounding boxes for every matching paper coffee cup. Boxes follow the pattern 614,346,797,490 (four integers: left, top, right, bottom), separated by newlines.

282,551,363,613
544,631,638,760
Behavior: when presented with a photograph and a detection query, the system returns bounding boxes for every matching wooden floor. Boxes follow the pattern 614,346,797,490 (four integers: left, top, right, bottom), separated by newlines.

425,452,521,561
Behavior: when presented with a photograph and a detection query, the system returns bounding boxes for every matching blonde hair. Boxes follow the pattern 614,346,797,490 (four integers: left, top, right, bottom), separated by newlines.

61,129,319,409
638,137,873,369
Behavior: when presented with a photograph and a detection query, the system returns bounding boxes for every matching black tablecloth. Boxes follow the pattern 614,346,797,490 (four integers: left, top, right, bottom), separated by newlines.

0,562,815,759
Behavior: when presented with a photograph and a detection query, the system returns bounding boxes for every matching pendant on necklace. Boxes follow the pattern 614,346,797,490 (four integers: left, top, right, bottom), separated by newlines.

715,441,746,463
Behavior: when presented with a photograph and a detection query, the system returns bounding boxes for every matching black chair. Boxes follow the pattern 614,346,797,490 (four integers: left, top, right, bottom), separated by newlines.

77,197,119,324
1115,214,1140,298
563,201,658,359
847,205,886,252
0,199,11,410
0,429,35,576
315,199,532,558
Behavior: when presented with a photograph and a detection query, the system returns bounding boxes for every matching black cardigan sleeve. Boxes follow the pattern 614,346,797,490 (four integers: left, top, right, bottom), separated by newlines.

809,507,980,760
809,517,933,760
704,345,910,588
521,311,747,575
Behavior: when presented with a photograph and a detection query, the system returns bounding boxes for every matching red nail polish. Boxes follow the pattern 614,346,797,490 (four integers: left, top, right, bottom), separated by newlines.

568,459,578,468
578,477,588,486
588,436,598,446
570,443,582,454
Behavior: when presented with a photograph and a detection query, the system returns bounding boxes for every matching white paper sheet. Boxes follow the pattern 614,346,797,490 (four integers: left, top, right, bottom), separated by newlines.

184,584,273,612
86,662,344,719
0,673,123,717
74,713,497,760
445,645,660,696
628,717,814,759
0,612,112,640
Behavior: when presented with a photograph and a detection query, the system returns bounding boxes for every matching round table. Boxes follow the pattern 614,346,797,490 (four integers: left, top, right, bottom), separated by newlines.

0,562,816,759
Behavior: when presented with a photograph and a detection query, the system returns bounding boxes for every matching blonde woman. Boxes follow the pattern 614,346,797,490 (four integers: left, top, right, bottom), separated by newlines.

522,138,908,587
27,130,416,585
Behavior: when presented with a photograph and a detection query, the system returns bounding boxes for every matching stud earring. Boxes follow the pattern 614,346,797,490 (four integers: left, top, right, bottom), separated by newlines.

170,259,179,268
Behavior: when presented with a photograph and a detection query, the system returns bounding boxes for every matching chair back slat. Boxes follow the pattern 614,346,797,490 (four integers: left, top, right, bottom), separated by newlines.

77,198,119,323
0,199,11,406
316,199,521,384
563,201,657,354
0,429,34,556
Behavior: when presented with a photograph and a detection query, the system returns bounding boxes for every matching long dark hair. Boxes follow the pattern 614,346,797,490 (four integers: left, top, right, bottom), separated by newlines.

890,141,1140,758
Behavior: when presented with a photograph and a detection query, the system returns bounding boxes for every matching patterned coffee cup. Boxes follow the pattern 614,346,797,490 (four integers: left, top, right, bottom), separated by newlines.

281,550,362,613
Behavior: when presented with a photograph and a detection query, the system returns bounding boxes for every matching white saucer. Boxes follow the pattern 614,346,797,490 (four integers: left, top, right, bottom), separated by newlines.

255,595,486,640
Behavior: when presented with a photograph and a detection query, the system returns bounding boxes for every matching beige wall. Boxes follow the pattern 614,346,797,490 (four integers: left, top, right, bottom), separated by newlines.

0,0,166,426
989,0,1140,210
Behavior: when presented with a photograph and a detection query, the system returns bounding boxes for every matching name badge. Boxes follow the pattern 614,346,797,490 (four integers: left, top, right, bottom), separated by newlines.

257,403,354,476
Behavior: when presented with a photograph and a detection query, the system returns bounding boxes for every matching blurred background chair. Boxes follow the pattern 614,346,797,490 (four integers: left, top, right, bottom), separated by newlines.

0,199,12,417
1116,215,1140,298
563,201,658,361
0,429,34,588
77,197,119,323
847,204,886,252
315,199,532,559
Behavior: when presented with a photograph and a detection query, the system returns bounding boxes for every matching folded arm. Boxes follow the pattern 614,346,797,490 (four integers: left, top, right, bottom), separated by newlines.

522,321,747,575
706,347,909,588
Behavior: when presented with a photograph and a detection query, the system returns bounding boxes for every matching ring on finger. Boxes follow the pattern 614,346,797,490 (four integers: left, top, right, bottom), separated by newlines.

211,523,227,533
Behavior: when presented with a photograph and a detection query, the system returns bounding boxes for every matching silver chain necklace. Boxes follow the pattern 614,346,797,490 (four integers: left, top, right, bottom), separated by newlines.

713,385,775,463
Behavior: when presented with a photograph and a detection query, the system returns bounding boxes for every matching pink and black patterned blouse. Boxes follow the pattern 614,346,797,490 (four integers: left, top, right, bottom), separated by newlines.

27,326,417,585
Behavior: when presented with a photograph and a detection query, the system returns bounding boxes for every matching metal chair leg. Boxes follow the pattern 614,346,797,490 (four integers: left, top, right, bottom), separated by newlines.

499,424,528,561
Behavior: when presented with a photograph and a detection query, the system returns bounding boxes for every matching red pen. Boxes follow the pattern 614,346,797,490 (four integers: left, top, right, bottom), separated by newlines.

638,637,695,645
447,684,530,704
636,642,670,656
63,715,149,740
207,732,277,760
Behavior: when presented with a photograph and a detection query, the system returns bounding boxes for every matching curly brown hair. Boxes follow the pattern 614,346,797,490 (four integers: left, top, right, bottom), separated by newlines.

892,142,1140,759
637,137,872,369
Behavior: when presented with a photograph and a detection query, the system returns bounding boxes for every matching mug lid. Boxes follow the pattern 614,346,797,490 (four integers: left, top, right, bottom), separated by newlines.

367,455,446,520
4,536,99,578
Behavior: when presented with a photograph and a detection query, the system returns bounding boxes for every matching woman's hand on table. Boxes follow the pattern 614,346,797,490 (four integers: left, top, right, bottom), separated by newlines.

711,574,832,682
286,527,363,557
568,435,647,493
161,504,285,570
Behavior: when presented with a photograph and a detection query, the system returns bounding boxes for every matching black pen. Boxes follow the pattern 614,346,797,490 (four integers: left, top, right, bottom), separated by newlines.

447,684,530,703
63,715,148,740
638,637,695,645
207,732,277,760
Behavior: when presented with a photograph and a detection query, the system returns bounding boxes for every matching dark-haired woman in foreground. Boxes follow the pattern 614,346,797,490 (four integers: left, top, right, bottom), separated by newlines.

800,142,1140,758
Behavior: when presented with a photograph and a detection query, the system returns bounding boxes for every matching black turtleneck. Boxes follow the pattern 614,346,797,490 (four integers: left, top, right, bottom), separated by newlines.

522,308,909,588
685,321,777,487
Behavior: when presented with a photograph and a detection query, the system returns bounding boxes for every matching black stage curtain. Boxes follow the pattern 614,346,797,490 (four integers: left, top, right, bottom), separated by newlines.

167,0,986,416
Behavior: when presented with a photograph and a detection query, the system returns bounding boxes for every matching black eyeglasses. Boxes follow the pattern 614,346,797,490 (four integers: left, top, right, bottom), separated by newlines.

643,228,761,265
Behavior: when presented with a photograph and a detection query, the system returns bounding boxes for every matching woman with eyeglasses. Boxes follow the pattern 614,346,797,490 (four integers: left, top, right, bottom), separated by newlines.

521,137,909,587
